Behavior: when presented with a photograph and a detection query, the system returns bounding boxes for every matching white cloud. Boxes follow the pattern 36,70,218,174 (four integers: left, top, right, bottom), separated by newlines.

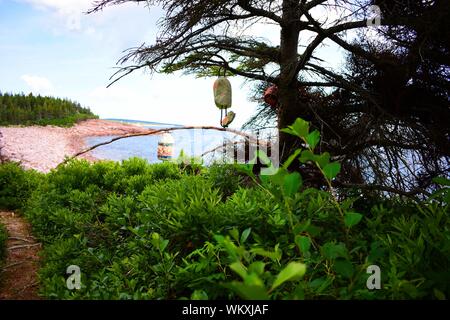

19,0,93,31
19,0,91,10
17,0,161,52
21,74,54,94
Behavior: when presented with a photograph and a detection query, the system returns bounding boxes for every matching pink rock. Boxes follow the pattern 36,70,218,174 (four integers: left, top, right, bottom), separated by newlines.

0,120,151,173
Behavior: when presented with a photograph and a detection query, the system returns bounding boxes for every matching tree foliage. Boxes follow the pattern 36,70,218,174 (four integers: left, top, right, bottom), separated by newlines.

0,92,97,126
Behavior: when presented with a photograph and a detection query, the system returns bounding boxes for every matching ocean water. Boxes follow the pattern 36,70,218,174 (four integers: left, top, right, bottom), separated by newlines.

84,119,243,164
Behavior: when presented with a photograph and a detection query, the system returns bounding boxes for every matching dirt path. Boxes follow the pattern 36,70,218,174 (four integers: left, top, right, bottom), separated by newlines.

0,211,41,300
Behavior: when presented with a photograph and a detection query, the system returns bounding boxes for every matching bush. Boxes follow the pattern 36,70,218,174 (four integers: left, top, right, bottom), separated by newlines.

373,201,450,299
206,163,245,199
0,162,42,211
1,127,448,300
31,114,98,127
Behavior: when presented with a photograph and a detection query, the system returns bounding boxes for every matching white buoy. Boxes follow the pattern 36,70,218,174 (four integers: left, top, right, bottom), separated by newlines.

213,77,232,109
157,133,175,161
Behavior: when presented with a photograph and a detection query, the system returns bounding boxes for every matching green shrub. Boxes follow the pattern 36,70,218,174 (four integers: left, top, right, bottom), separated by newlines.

374,201,450,299
1,125,448,300
0,161,43,211
206,163,244,199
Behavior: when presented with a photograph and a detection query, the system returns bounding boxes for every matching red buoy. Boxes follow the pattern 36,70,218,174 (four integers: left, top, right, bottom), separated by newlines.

264,85,278,108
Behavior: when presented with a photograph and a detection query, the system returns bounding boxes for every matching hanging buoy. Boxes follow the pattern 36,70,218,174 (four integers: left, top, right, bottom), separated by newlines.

213,77,232,109
221,111,236,128
213,74,236,128
264,85,278,109
157,133,174,161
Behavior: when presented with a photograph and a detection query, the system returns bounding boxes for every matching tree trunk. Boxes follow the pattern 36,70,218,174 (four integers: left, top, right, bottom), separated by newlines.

278,0,303,162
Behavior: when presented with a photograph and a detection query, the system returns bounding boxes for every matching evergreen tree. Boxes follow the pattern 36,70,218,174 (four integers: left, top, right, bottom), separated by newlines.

0,92,97,126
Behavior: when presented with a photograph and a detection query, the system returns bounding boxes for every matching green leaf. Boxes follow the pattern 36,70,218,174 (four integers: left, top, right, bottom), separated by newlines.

293,220,311,234
244,273,264,287
280,127,297,136
229,228,239,242
151,232,160,240
215,236,240,260
271,262,306,290
282,149,302,169
251,247,282,262
306,130,320,150
433,176,450,186
315,152,330,168
229,261,248,280
227,282,269,300
295,235,311,253
292,118,310,138
306,224,321,237
240,227,251,244
236,163,255,179
248,262,265,276
368,241,385,263
434,288,446,300
259,173,270,186
299,150,315,163
322,162,341,180
270,168,288,186
191,290,208,300
309,277,332,294
283,172,302,197
333,259,354,279
160,239,169,251
321,242,349,260
344,212,363,228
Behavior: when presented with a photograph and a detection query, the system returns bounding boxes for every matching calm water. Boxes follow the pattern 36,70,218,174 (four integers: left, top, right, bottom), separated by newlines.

84,120,242,164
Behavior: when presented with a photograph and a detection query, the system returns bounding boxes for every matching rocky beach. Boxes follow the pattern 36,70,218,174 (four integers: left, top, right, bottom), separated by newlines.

0,119,151,173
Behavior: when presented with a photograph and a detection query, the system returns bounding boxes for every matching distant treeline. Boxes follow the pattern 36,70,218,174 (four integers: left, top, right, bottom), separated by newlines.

0,92,98,126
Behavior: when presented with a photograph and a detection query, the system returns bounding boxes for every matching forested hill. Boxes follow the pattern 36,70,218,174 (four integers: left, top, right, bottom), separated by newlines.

0,92,98,126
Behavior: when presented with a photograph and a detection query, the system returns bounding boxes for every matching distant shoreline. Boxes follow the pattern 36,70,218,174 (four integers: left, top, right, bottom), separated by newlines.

0,119,152,173
104,118,183,128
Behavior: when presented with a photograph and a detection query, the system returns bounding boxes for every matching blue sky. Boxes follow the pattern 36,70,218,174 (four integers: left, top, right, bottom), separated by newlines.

0,0,347,127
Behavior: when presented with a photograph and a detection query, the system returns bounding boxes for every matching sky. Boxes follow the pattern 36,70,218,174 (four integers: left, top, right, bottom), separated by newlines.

0,0,350,127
